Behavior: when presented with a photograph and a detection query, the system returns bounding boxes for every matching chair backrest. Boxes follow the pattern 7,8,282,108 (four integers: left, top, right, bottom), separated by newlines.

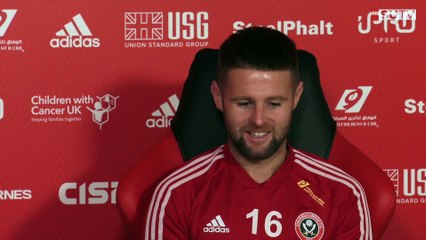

117,48,395,239
172,49,336,161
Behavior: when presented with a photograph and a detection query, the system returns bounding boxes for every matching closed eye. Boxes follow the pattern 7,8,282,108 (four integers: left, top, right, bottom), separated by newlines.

236,100,252,108
267,101,282,108
266,96,287,109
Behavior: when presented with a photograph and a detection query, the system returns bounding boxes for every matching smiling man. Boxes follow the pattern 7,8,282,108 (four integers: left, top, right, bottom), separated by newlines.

144,27,372,240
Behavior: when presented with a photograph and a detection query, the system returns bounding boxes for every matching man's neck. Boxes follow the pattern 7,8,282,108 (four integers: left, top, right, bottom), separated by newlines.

229,143,288,184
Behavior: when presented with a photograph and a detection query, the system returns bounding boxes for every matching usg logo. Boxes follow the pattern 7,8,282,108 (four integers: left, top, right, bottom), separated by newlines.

0,9,17,37
385,169,426,204
50,13,100,48
125,12,164,40
402,169,426,197
59,181,118,205
124,12,208,48
335,86,372,113
146,94,180,128
125,12,208,40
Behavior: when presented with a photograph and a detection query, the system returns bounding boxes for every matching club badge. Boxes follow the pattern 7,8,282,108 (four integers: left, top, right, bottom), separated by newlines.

295,212,325,240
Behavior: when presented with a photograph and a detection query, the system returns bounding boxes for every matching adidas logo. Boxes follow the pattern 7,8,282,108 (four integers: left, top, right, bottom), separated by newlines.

50,13,100,48
146,94,180,128
203,215,230,234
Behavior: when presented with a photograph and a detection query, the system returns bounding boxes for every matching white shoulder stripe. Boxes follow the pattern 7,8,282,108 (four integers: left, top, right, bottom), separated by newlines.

293,151,372,240
145,146,224,240
293,149,350,176
146,145,224,237
157,154,224,237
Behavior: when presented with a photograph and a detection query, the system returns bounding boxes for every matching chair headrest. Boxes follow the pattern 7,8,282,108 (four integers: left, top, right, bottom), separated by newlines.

172,48,335,161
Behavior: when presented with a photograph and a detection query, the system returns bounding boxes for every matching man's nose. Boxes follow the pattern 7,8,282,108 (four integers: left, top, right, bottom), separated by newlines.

250,106,267,127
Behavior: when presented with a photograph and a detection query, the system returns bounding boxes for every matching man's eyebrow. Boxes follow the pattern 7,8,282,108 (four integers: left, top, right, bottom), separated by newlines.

230,96,252,101
229,96,289,102
267,96,288,101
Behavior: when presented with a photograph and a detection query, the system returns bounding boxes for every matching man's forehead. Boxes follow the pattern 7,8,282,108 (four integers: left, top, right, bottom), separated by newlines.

231,95,289,101
223,68,293,86
226,68,292,76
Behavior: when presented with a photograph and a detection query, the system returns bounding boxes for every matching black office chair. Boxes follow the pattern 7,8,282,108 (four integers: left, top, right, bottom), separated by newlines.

118,49,396,239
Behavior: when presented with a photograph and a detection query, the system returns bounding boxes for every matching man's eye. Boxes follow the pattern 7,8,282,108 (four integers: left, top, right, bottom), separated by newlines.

268,102,282,108
237,101,251,107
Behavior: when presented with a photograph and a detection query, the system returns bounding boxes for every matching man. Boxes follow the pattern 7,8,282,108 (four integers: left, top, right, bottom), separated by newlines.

144,27,372,240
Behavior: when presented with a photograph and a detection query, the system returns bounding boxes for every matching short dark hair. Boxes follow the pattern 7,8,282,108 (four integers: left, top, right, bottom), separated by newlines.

218,27,299,86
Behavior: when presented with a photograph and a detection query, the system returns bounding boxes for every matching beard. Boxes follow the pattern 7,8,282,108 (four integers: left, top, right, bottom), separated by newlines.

228,126,287,163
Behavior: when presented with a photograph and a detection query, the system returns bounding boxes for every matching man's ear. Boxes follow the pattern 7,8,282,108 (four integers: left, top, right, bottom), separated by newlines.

292,81,304,110
210,81,223,112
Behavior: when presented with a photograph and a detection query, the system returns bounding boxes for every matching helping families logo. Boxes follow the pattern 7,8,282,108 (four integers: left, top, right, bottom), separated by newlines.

30,94,119,129
86,94,119,129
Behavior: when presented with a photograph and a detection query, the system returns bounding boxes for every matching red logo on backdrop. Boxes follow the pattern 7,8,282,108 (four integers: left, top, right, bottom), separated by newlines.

358,9,416,44
124,11,209,48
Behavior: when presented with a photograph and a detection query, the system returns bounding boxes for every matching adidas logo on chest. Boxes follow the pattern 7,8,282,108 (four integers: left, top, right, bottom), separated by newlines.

203,215,230,234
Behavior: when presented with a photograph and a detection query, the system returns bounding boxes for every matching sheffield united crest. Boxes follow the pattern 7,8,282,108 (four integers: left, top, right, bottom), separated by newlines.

295,212,325,240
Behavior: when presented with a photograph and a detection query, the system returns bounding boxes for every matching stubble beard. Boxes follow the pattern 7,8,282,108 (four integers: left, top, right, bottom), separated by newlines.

228,126,288,163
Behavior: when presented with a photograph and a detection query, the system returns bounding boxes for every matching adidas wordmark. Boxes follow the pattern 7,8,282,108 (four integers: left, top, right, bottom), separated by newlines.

146,94,180,128
203,215,230,233
50,13,100,48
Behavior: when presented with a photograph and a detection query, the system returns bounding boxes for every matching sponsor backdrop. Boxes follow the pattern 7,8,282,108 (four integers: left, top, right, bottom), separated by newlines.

0,1,424,239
